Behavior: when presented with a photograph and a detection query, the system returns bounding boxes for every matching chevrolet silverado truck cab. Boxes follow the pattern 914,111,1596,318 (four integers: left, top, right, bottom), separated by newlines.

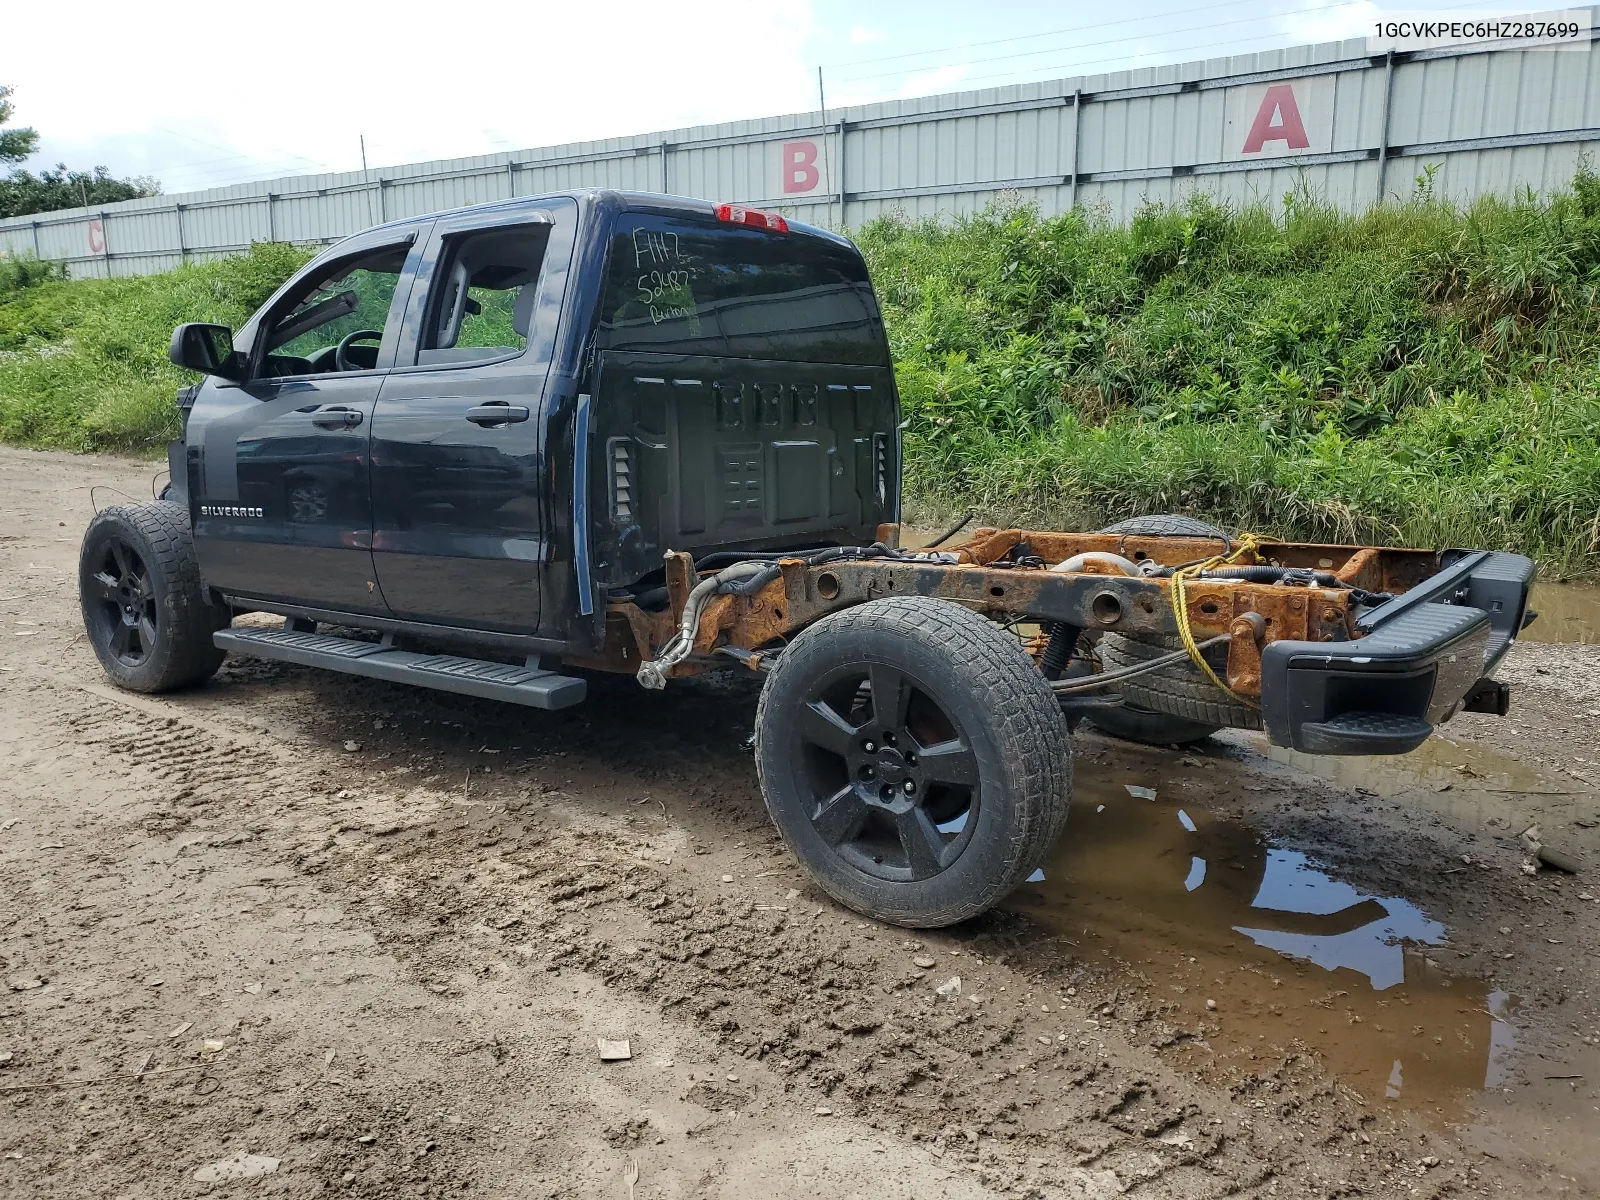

78,189,1536,927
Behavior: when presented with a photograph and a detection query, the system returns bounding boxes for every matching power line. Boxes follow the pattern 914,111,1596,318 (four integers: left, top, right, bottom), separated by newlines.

821,0,1281,71
828,0,1513,99
821,0,1500,78
827,0,1371,86
824,0,1512,90
148,155,341,184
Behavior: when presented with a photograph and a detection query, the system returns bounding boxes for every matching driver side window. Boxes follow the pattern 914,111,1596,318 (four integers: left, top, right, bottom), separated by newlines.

261,244,409,377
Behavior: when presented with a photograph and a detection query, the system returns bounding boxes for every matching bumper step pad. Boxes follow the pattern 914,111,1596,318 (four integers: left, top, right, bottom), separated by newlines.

1298,711,1432,755
214,627,586,710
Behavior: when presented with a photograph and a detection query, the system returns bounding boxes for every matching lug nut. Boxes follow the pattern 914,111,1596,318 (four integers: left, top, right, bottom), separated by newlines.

903,780,916,795
863,741,876,753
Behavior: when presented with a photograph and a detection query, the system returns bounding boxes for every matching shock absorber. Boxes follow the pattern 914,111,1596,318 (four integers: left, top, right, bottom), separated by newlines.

1039,622,1080,681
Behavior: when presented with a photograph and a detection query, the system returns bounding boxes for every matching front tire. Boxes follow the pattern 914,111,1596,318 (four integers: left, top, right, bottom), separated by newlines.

79,502,228,693
755,597,1070,928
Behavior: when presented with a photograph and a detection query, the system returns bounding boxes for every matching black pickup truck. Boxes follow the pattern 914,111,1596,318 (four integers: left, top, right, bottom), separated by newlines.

78,189,1535,927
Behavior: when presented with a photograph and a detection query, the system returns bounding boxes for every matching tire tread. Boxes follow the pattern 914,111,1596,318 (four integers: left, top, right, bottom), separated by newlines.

756,597,1070,928
79,502,227,692
1097,634,1260,730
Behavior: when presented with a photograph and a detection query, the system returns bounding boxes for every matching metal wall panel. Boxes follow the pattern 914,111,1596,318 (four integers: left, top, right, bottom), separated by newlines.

5,15,1599,277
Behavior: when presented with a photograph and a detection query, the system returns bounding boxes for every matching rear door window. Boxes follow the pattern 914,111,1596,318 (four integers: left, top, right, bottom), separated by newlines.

416,223,552,366
597,215,888,366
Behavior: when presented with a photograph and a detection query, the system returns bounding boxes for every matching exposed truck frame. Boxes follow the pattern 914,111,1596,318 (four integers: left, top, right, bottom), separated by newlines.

566,526,1530,759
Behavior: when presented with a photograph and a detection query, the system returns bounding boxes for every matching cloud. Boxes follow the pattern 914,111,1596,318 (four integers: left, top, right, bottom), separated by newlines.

898,64,971,99
849,25,886,44
1276,0,1383,45
5,0,822,194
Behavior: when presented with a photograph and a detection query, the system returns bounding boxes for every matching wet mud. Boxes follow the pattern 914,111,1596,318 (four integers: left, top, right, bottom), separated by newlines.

1524,581,1600,645
1013,769,1517,1118
3,455,1598,1197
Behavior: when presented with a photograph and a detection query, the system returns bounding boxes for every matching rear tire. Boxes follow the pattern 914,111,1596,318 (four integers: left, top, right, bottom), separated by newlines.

755,597,1070,928
80,502,228,693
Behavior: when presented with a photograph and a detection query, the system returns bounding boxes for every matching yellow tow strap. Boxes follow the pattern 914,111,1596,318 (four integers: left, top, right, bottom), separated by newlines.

1169,532,1265,710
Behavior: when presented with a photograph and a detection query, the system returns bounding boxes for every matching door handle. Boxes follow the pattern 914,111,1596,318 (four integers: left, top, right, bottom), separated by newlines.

311,407,363,429
466,404,530,427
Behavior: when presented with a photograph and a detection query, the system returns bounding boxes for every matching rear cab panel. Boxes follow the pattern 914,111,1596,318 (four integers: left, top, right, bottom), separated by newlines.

581,199,899,607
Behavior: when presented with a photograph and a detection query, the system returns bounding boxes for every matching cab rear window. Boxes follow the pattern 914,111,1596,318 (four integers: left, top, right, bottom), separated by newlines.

597,215,888,366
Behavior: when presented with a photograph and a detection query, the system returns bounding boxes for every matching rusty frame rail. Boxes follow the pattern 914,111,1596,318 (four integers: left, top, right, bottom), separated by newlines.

562,528,1443,698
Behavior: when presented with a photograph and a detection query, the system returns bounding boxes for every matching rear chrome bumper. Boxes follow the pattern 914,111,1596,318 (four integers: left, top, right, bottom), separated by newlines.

1259,550,1535,755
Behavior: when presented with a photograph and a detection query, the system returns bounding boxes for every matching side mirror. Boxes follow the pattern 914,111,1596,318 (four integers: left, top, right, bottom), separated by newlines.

169,323,244,381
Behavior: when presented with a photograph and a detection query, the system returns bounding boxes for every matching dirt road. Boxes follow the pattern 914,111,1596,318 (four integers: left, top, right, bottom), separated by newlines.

1,445,1597,1198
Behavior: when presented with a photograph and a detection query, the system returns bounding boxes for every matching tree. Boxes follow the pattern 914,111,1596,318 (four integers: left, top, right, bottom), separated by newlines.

0,165,160,219
0,84,159,219
0,86,38,165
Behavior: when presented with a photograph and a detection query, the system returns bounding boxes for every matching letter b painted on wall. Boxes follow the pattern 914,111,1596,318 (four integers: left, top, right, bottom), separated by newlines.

773,139,828,196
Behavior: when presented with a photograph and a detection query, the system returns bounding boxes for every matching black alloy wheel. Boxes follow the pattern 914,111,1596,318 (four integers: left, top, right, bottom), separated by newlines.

756,596,1070,928
84,534,160,667
794,660,982,882
78,502,227,693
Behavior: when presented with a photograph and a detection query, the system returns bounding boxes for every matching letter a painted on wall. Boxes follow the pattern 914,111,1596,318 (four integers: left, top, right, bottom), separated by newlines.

1241,84,1310,154
1224,76,1335,162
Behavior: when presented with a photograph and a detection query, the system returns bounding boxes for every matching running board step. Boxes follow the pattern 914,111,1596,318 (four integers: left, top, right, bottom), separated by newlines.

214,627,586,710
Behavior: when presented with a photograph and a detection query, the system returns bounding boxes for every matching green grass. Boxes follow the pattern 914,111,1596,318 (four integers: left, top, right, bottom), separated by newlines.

4,170,1600,573
0,243,310,453
859,165,1600,575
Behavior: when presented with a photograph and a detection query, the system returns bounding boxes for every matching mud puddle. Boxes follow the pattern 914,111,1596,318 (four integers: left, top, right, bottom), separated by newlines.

1009,770,1516,1116
1524,580,1600,645
1251,732,1592,832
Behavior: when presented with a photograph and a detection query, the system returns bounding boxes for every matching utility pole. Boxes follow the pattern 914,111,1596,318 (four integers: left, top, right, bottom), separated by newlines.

817,67,832,229
360,135,377,225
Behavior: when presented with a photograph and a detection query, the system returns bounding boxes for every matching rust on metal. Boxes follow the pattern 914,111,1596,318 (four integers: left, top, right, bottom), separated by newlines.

1227,612,1268,695
587,529,1434,692
664,551,695,625
1334,546,1380,587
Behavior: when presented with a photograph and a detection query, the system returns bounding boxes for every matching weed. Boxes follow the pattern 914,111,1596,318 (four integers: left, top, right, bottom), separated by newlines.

859,168,1600,574
0,242,310,452
4,176,1600,575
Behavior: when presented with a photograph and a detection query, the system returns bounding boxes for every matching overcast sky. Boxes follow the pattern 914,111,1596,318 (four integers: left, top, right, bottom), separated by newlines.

4,0,1491,194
